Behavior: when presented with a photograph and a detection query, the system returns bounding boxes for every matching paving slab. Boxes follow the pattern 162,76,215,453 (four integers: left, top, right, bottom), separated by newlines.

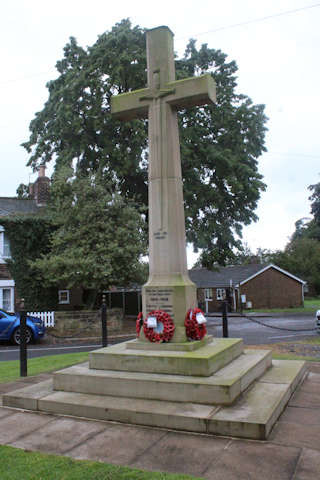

278,406,320,425
259,359,307,392
4,379,52,410
307,371,320,383
0,411,54,444
10,416,106,454
0,381,27,395
294,448,320,480
0,407,15,420
289,376,320,409
130,430,230,477
306,362,320,374
202,439,300,480
269,418,320,451
69,423,167,465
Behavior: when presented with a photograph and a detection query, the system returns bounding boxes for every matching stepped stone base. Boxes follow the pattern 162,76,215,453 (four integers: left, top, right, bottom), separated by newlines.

2,339,307,440
89,338,244,376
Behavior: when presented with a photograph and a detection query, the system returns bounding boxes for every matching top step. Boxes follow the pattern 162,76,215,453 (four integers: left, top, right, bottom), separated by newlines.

89,338,244,376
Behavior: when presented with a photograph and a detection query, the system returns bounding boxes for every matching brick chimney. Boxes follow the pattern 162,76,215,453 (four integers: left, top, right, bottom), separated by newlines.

32,165,50,206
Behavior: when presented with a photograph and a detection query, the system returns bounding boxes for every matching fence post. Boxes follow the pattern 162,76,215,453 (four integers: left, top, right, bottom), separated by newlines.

101,294,108,348
222,300,229,338
19,298,27,377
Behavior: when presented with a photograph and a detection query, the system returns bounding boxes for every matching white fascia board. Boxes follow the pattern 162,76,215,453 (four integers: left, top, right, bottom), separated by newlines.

0,280,15,287
239,264,305,286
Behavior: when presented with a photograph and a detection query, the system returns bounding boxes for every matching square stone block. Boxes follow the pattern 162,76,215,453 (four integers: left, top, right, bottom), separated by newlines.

89,338,244,376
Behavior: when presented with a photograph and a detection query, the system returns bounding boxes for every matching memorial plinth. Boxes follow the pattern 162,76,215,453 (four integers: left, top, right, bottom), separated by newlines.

3,338,306,440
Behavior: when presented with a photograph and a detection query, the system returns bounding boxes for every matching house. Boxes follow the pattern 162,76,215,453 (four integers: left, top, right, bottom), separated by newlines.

0,166,50,311
189,264,305,313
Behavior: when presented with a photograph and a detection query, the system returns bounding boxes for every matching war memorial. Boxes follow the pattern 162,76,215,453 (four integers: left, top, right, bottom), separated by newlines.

3,26,306,440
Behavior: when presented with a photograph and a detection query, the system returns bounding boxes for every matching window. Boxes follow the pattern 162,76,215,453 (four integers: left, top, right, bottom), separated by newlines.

3,233,11,258
58,290,70,304
0,287,14,312
204,288,212,300
216,288,226,301
0,228,11,259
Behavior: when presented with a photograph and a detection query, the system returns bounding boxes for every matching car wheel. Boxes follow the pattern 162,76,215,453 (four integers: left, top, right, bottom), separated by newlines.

12,327,33,345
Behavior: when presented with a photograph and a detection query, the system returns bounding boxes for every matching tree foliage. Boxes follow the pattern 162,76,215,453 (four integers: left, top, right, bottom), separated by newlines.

16,183,31,199
30,168,147,297
1,216,57,310
268,180,320,295
22,19,267,265
309,181,320,229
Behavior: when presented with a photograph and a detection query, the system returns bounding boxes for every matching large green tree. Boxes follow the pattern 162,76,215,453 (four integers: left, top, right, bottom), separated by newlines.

30,167,147,300
23,19,267,265
266,180,320,295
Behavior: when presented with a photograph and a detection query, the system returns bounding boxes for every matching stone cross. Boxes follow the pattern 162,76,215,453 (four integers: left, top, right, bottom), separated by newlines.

111,26,216,342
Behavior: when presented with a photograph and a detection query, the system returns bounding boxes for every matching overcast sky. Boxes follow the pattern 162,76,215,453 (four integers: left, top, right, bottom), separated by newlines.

1,0,320,265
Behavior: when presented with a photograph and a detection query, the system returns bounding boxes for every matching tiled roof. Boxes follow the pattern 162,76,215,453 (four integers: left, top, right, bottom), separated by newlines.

0,198,41,217
189,264,269,287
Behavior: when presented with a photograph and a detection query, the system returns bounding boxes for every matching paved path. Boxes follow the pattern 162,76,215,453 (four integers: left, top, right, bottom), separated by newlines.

0,363,319,479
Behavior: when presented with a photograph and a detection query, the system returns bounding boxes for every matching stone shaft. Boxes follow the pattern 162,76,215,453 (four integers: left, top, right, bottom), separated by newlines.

111,26,216,342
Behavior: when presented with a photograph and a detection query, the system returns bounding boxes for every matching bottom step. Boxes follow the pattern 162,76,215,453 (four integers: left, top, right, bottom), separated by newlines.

3,360,306,440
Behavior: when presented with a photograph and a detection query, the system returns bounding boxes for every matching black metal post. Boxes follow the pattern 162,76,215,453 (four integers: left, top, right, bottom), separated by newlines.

101,294,108,348
19,299,27,377
222,300,229,338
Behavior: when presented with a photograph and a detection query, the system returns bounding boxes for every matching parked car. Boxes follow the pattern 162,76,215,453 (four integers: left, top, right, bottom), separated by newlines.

0,309,45,345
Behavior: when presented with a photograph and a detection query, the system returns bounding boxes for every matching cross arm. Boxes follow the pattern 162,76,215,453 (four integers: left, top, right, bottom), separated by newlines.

111,87,150,121
166,74,216,110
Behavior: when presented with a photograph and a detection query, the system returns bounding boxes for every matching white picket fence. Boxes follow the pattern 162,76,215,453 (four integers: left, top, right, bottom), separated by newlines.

27,311,55,327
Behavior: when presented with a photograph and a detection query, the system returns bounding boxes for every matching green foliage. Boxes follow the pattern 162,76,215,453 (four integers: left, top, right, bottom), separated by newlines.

23,19,267,265
16,183,31,199
270,238,320,295
31,167,147,295
271,180,320,294
222,243,276,266
0,216,57,310
309,181,320,228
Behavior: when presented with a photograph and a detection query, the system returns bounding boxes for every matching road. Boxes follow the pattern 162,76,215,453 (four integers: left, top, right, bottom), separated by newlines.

207,313,318,345
0,313,318,361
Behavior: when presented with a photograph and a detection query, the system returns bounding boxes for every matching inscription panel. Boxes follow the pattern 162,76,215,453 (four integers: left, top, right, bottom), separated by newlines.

145,287,174,318
153,231,168,240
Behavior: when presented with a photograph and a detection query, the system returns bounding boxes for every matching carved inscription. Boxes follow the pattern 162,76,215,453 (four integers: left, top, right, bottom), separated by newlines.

145,287,174,318
153,231,168,240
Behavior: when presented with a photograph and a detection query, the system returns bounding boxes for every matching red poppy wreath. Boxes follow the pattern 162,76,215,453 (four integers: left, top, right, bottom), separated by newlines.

143,309,175,343
136,312,144,337
185,308,207,340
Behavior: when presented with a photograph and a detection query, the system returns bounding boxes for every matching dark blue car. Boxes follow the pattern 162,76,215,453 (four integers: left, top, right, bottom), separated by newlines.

0,309,45,345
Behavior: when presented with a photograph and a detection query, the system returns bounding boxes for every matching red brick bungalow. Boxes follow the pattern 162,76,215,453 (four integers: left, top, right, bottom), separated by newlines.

189,264,305,313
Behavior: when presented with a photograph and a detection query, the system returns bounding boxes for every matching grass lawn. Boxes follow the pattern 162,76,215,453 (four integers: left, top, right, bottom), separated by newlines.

0,445,202,480
244,296,320,314
0,352,89,384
